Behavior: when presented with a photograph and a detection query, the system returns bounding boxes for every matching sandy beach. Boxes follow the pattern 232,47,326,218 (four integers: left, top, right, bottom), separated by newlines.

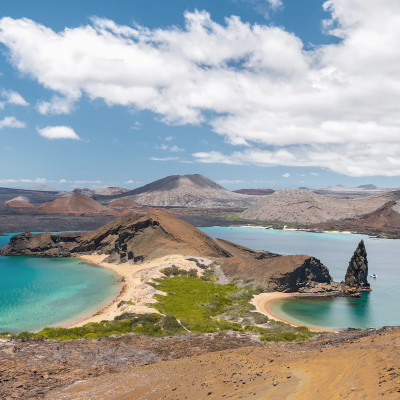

66,254,212,327
252,292,338,333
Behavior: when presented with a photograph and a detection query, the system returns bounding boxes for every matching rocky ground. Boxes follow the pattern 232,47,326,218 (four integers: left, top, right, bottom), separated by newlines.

1,327,399,400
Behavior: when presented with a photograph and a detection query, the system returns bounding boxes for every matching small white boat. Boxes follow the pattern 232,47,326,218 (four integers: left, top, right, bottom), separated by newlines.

370,273,378,278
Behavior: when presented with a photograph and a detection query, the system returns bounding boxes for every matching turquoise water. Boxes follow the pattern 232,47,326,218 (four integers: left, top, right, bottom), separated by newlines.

0,234,120,333
200,227,400,330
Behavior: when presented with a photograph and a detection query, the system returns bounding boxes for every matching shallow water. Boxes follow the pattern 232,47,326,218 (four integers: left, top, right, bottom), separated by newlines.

0,234,120,333
200,226,400,329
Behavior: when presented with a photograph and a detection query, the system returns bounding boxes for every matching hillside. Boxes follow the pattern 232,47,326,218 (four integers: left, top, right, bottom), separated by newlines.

241,189,399,224
233,188,275,196
35,194,108,215
3,196,34,208
312,200,400,236
1,210,337,293
72,187,129,197
103,174,261,208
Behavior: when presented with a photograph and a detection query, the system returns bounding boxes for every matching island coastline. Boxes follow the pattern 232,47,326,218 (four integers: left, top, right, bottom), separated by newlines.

252,292,339,333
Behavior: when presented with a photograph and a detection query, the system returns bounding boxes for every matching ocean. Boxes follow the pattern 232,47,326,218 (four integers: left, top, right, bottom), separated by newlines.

0,233,120,333
200,226,400,330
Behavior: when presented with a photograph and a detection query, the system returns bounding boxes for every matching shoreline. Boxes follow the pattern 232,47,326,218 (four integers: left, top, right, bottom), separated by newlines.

252,292,339,333
63,254,212,328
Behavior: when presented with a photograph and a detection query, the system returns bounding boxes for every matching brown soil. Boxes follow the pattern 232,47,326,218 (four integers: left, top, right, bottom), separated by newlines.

35,194,108,215
1,327,396,400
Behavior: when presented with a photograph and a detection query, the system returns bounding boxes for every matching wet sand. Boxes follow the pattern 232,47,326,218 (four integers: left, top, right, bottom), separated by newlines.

252,292,339,333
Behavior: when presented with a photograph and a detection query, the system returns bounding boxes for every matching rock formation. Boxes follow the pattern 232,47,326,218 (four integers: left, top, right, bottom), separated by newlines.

342,240,371,293
0,210,338,293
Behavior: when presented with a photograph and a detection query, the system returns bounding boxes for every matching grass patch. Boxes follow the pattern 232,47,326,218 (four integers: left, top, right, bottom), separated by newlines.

2,274,315,343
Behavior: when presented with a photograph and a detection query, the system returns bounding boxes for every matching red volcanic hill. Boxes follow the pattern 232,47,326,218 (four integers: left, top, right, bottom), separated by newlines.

36,194,108,215
4,196,34,208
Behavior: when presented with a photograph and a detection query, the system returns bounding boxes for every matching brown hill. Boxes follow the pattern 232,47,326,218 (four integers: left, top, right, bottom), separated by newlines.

36,194,108,215
1,210,337,293
4,196,34,208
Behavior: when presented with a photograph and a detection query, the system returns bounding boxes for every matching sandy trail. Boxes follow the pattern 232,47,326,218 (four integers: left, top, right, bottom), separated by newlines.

67,254,209,327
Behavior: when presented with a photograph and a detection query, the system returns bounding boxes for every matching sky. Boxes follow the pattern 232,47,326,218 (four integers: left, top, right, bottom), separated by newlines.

1,0,400,191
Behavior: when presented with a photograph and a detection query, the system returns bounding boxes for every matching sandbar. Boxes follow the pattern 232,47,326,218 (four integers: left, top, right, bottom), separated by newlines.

64,254,211,328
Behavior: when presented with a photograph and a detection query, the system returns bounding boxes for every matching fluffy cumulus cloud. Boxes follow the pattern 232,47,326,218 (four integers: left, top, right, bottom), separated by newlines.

1,0,400,175
0,116,25,129
37,126,81,140
0,89,29,109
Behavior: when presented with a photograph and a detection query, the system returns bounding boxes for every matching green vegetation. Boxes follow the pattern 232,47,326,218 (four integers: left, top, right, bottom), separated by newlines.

1,267,315,343
13,313,186,341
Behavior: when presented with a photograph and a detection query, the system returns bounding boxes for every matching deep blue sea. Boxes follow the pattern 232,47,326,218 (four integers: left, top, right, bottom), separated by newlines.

0,233,120,333
200,227,400,330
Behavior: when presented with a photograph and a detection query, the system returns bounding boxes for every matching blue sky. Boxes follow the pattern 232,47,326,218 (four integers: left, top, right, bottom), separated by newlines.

1,0,400,191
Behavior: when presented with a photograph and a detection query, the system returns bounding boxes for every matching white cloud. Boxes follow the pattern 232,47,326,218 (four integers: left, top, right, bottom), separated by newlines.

0,177,47,184
159,144,185,152
0,116,25,129
1,2,400,176
125,180,134,184
0,89,29,108
218,179,246,184
37,95,75,115
37,126,81,140
165,136,174,141
150,156,179,161
58,179,101,184
282,172,290,178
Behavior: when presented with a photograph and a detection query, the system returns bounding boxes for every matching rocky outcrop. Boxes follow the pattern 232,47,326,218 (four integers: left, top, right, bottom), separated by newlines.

219,245,339,293
0,210,340,294
0,232,84,257
342,240,371,293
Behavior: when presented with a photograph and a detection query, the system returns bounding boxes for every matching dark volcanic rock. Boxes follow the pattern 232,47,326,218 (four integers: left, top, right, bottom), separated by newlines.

268,256,340,293
342,240,371,292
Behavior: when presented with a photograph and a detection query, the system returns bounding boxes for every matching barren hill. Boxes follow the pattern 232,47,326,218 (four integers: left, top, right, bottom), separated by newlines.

233,188,275,196
313,200,400,236
72,187,129,197
108,197,141,210
104,174,260,208
1,210,337,293
36,194,108,215
4,196,34,208
241,189,399,224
